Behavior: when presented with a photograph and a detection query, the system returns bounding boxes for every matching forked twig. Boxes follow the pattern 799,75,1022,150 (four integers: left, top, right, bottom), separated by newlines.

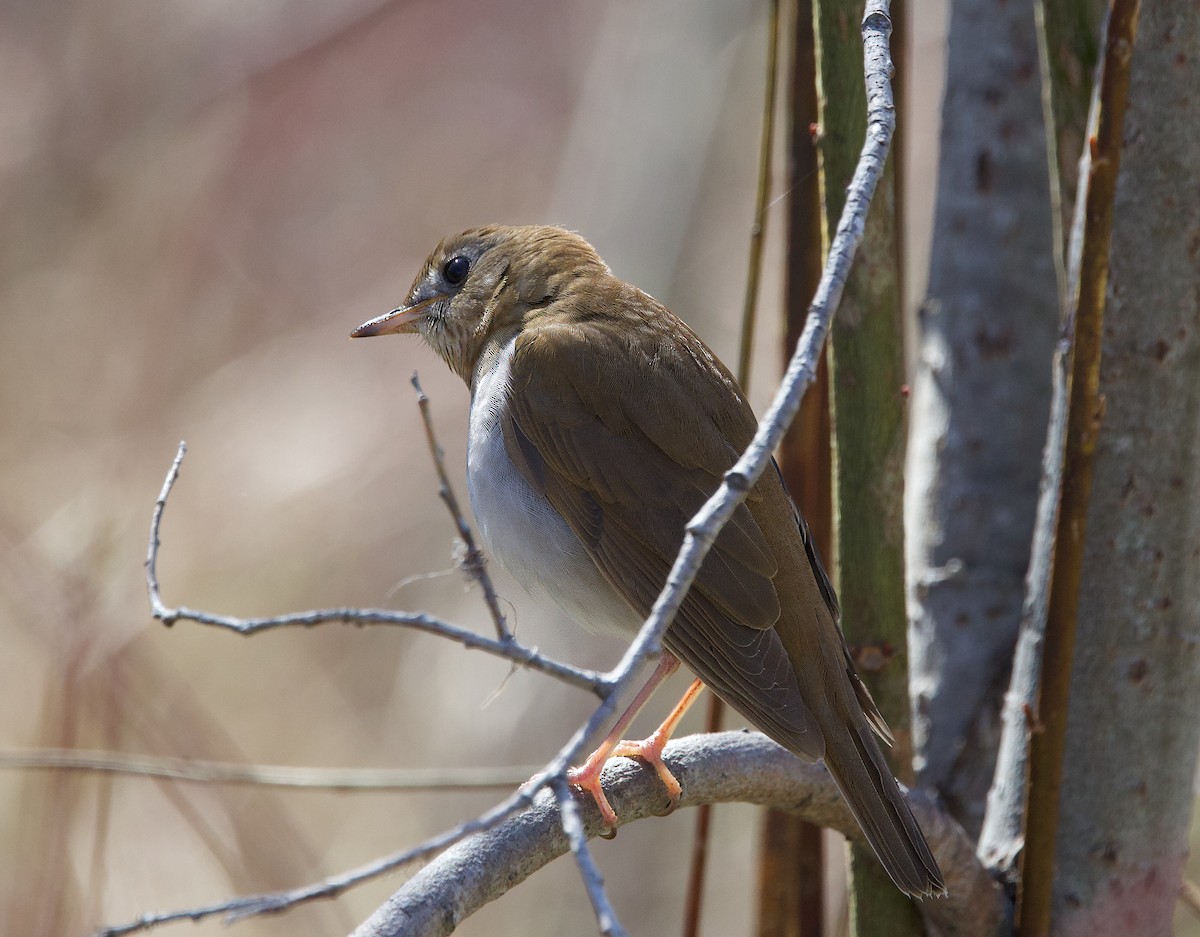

143,441,603,695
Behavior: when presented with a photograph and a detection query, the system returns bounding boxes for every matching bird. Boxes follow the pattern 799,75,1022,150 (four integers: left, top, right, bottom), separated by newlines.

352,224,945,898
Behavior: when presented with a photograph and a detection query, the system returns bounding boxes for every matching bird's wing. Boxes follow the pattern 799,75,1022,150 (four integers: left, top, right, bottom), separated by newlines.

504,307,824,758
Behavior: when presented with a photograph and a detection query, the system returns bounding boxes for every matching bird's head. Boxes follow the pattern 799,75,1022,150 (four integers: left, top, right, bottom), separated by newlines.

351,224,608,382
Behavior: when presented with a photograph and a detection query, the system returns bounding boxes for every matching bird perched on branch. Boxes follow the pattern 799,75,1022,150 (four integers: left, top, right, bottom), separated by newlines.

352,224,944,897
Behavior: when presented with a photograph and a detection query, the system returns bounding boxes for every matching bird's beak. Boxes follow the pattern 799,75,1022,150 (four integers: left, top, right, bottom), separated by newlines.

350,297,436,338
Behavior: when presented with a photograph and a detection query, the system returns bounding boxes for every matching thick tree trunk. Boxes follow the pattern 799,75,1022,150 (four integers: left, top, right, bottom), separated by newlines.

905,0,1060,837
1052,5,1200,933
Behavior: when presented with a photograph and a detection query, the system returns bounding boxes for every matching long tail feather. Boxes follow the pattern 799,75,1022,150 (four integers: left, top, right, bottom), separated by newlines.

821,721,946,897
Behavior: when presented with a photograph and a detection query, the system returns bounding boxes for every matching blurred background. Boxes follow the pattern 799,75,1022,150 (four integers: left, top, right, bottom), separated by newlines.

8,2,1175,937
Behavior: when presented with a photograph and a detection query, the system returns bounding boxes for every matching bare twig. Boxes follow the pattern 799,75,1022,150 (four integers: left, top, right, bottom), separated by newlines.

411,373,511,641
735,0,781,386
93,780,561,937
0,748,534,791
758,0,829,929
551,777,629,937
143,442,604,696
143,440,187,624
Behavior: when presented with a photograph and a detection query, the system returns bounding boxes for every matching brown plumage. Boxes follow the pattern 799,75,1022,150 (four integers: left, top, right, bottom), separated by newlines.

352,224,945,898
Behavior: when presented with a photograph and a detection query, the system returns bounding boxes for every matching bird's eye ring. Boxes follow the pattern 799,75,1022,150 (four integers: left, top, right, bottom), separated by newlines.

442,255,470,286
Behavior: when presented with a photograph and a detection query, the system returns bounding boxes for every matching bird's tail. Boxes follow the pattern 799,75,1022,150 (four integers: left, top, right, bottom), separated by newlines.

821,720,946,898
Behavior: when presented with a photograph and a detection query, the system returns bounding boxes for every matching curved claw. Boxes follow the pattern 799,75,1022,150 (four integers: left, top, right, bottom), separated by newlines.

567,759,620,834
652,790,680,818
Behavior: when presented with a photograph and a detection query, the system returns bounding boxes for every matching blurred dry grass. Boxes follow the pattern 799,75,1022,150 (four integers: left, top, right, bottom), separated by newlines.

5,2,1193,937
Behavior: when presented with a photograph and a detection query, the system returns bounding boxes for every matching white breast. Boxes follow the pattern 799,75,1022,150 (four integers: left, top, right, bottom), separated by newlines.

467,338,643,638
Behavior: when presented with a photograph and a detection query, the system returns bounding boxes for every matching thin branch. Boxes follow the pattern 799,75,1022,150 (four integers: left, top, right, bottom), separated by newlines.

0,748,535,791
735,0,782,385
978,0,1140,895
551,777,630,937
975,340,1069,879
352,734,1004,937
143,442,604,696
143,440,187,623
1018,1,1139,929
1036,0,1105,282
93,778,557,937
178,604,600,693
759,0,828,929
411,373,511,641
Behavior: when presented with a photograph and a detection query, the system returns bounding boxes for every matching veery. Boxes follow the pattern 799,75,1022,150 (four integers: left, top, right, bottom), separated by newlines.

353,225,944,897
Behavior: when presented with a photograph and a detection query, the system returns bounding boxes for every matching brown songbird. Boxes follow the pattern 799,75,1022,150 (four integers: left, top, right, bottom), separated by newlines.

352,225,944,897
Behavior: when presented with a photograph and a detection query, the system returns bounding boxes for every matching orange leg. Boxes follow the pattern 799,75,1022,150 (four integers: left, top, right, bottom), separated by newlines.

567,653,706,834
610,676,705,812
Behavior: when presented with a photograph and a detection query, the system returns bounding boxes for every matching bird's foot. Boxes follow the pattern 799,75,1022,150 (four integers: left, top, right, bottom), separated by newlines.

611,730,681,817
566,755,621,838
565,729,682,836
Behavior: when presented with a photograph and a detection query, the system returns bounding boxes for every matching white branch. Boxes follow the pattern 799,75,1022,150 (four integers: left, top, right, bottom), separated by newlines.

352,733,1004,937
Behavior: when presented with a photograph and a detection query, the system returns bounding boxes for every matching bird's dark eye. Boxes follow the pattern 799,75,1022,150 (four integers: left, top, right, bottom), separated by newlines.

442,255,470,286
